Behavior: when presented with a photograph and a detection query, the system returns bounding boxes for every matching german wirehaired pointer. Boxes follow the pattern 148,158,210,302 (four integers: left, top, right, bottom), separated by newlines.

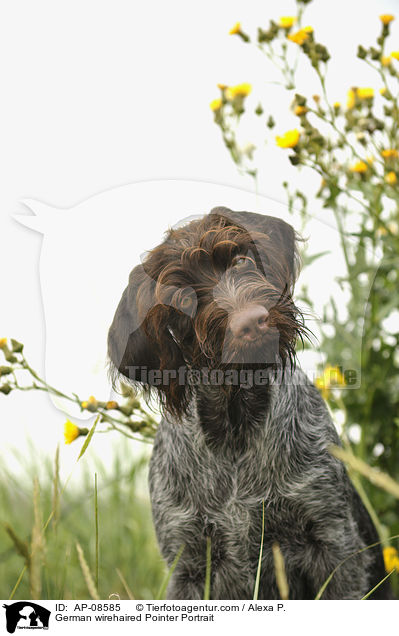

108,207,390,599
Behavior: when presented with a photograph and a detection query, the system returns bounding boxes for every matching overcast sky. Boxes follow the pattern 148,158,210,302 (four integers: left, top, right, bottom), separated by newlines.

0,0,398,481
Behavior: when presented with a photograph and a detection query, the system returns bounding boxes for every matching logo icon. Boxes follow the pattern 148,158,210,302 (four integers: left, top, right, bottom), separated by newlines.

2,602,50,633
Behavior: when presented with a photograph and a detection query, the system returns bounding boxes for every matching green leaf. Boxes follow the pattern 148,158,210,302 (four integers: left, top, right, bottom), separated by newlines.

302,250,330,267
77,416,99,461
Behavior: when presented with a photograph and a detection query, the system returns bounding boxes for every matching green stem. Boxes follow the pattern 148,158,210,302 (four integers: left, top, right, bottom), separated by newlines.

20,357,79,404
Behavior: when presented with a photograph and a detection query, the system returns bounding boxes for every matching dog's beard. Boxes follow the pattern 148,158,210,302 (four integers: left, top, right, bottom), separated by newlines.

190,302,303,371
221,327,282,365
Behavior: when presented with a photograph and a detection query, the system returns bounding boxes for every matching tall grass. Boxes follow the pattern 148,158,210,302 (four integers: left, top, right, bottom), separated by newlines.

1,439,397,600
0,440,165,599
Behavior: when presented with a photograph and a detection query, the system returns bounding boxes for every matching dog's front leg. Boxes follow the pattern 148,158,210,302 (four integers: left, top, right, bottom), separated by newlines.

305,541,371,600
166,562,206,600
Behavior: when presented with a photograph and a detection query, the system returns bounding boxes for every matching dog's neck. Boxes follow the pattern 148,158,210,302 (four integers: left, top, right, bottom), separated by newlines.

194,372,274,454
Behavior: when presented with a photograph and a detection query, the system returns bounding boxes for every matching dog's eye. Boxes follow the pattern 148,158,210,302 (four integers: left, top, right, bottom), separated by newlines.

171,288,197,315
233,256,249,268
180,295,193,309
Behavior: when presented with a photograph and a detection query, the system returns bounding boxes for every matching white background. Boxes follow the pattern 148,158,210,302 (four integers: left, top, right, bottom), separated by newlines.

0,1,398,481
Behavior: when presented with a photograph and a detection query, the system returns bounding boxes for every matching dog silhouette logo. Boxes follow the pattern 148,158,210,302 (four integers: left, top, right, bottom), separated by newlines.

2,602,50,633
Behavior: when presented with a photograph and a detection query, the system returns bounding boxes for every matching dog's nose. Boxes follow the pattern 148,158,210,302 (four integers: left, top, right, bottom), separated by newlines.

229,305,269,342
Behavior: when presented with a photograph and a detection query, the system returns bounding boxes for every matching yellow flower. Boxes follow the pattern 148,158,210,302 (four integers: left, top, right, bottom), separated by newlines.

347,87,374,107
294,105,308,116
381,56,392,66
287,26,313,45
333,102,341,109
380,14,395,25
229,22,241,35
349,160,368,173
225,82,252,99
391,51,399,60
347,89,356,109
357,87,374,99
383,546,399,572
81,401,88,409
279,16,296,29
315,365,346,400
0,338,7,349
64,420,80,445
217,83,228,90
380,87,387,95
385,171,397,184
210,98,222,112
381,148,399,159
106,400,119,410
275,128,301,148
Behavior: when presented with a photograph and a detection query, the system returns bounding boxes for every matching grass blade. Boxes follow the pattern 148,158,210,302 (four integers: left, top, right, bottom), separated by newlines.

52,445,60,533
116,568,135,600
94,473,99,593
30,478,44,599
253,500,265,600
361,569,395,600
329,444,399,498
4,523,29,562
315,533,399,599
76,542,100,600
78,416,99,461
203,537,211,600
156,544,185,600
272,542,289,600
8,565,28,600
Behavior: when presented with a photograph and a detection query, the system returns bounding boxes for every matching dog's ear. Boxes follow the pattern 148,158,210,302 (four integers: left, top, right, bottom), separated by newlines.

108,264,188,414
210,206,299,289
108,264,159,378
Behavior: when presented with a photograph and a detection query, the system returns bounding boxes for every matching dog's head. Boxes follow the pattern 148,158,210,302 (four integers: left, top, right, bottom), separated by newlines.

108,207,305,416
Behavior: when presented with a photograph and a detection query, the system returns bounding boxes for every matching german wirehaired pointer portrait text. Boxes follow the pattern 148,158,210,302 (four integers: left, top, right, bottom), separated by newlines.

108,206,391,599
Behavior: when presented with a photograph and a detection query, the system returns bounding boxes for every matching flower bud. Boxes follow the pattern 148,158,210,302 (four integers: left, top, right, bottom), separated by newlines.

357,45,367,59
87,395,98,412
106,400,118,410
118,405,133,416
10,339,24,353
295,94,307,106
4,350,17,363
370,47,380,60
257,27,275,43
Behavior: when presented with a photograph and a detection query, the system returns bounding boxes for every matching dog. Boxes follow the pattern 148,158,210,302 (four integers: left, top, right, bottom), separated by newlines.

108,207,391,599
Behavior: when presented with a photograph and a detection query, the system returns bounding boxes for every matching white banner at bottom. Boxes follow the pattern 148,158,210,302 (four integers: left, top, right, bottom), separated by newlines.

1,599,398,635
